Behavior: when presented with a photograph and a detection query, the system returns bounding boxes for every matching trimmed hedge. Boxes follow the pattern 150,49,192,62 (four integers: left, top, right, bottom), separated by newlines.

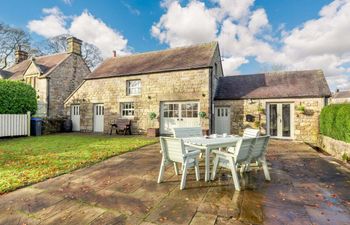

320,104,350,143
0,80,37,114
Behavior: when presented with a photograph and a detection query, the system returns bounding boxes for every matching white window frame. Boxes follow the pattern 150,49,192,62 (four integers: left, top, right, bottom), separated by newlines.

121,102,135,117
126,80,141,96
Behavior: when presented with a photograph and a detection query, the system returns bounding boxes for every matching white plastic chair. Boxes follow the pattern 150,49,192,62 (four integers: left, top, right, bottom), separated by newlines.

243,128,260,138
244,136,271,181
157,137,201,190
211,137,256,191
228,128,260,154
173,127,203,138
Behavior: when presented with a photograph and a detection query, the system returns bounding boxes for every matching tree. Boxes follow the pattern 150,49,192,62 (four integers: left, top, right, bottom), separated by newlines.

40,34,103,69
0,22,31,69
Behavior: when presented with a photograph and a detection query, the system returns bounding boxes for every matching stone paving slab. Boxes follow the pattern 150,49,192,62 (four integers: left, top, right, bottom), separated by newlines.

0,140,349,225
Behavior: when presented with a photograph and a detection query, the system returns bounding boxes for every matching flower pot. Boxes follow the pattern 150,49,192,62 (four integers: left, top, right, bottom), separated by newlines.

147,128,159,137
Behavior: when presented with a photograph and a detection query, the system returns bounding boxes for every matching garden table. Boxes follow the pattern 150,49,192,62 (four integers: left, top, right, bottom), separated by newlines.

183,136,241,182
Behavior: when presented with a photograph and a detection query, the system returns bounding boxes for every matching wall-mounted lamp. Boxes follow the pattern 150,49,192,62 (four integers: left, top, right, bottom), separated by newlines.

248,99,254,104
148,96,151,100
202,93,206,97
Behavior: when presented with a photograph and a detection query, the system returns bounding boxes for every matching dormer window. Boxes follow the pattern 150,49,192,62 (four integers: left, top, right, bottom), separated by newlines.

25,76,37,89
126,80,141,96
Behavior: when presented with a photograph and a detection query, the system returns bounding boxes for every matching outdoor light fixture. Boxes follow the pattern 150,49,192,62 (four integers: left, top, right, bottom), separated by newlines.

148,96,151,99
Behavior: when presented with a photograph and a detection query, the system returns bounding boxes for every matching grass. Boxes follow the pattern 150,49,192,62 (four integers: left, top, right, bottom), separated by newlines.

0,133,158,194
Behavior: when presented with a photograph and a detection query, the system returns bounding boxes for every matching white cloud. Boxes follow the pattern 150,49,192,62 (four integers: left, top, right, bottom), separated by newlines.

152,1,217,47
27,7,67,38
152,0,350,90
63,0,73,5
69,11,128,57
27,7,129,58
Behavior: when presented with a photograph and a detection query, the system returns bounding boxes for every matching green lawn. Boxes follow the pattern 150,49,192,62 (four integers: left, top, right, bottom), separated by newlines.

0,133,158,194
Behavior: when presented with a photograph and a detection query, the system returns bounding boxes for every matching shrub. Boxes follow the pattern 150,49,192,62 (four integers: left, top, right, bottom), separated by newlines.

0,80,37,114
320,104,350,143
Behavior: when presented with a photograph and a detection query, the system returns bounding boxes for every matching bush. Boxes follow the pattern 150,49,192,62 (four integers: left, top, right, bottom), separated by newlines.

0,80,37,114
320,104,350,143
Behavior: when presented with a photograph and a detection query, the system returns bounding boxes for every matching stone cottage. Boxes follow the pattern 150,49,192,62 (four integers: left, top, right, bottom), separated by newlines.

2,37,90,117
64,42,223,133
331,90,350,104
64,41,331,144
214,70,331,143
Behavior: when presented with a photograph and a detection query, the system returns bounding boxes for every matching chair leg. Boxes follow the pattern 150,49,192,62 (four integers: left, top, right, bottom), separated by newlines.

180,161,188,190
211,156,219,180
229,159,241,191
174,162,179,175
157,158,166,183
261,157,271,181
195,160,200,181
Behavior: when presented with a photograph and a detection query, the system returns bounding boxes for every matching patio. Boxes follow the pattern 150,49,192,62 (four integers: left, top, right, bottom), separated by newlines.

0,140,349,225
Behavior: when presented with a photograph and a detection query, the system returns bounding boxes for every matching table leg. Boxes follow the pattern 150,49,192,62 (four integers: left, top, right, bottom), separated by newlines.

205,147,210,182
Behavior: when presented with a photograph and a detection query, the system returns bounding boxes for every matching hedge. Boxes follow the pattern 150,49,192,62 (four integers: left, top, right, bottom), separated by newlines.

320,104,350,143
0,80,37,114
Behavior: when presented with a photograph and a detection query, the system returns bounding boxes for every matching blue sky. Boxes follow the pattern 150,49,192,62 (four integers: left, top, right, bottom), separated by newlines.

1,0,349,90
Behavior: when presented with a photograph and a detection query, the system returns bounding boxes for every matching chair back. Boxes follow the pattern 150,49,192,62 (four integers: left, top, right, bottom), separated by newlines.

233,137,256,163
160,137,186,163
173,127,202,138
243,128,260,138
250,136,270,159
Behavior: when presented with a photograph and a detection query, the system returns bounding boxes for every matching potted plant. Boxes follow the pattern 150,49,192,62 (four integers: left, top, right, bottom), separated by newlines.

296,105,305,114
147,112,159,137
198,111,209,135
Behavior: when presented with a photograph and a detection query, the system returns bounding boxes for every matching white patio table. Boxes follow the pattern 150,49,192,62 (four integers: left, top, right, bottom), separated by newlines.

183,136,241,182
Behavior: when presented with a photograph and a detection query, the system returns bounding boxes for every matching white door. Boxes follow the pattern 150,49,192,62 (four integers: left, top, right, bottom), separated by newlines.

93,104,104,132
71,105,80,131
267,103,294,139
215,107,230,134
160,101,200,134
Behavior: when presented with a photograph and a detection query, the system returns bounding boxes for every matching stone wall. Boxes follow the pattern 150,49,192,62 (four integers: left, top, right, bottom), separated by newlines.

49,54,90,117
215,97,326,143
319,135,350,162
64,69,211,134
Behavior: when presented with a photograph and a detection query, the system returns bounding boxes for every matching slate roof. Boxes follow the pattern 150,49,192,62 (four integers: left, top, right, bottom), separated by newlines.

86,42,218,80
4,53,70,80
333,90,350,99
215,70,331,100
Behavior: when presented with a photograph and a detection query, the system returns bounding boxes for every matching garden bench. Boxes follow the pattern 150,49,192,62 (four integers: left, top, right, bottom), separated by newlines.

110,119,132,135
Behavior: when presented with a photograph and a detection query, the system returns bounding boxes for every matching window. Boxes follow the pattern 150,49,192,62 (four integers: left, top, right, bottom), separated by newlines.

126,80,141,96
121,102,135,117
25,76,37,89
181,103,198,118
163,103,179,118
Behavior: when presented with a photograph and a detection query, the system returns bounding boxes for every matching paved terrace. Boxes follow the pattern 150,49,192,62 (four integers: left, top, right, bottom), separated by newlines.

0,140,349,225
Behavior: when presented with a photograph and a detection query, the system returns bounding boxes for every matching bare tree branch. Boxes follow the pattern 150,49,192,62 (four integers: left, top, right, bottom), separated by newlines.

0,22,31,69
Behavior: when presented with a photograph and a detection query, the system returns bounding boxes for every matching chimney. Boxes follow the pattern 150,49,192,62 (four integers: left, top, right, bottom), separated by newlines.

113,50,117,57
336,89,340,92
67,36,82,55
15,46,28,64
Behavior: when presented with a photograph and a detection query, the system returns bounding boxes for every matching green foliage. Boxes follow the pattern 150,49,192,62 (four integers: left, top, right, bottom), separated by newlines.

296,104,305,113
0,133,158,194
320,104,350,143
342,153,349,162
0,80,37,114
199,111,207,118
148,112,157,120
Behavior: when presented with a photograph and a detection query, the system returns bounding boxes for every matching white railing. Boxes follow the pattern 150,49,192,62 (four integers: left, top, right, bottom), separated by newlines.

0,112,31,137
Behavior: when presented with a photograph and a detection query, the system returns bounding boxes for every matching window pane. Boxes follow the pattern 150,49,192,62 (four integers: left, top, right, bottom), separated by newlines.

169,111,173,117
181,110,186,117
164,111,168,117
193,111,198,117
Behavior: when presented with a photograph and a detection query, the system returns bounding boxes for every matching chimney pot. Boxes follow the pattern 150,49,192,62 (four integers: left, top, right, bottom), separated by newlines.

15,45,28,64
67,36,82,55
336,89,340,92
113,50,117,57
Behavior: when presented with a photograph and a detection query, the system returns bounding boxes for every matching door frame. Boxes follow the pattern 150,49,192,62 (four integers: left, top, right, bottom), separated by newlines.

93,103,104,133
160,100,200,135
266,102,294,139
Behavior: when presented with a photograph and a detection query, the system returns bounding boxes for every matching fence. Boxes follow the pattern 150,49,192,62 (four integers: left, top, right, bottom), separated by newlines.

0,112,31,137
